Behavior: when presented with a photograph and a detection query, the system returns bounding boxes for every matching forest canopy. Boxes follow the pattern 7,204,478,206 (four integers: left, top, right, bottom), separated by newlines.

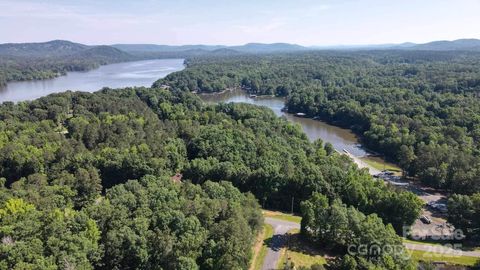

0,85,421,269
155,50,480,194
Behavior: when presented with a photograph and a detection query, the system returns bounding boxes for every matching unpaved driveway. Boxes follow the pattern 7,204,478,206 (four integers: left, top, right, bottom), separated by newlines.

262,217,301,270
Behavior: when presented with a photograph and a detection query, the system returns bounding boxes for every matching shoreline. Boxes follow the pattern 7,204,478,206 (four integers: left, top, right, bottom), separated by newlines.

197,87,400,174
341,150,382,175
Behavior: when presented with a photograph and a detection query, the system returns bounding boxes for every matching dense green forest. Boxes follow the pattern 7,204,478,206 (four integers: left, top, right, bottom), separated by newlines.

8,46,480,268
0,86,421,269
0,56,100,86
155,51,480,195
448,192,480,241
0,41,135,86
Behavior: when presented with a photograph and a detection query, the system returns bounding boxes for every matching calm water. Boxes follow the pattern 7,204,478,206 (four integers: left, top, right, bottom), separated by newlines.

0,59,185,103
200,89,368,157
1,60,367,157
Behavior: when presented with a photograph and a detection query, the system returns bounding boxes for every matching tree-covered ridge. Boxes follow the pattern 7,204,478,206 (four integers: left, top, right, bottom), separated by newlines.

0,56,95,86
155,51,480,194
0,41,136,86
0,87,421,269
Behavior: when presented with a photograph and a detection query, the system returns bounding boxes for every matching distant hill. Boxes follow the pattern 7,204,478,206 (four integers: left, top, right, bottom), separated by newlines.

71,45,135,62
0,40,137,85
112,44,226,52
113,42,308,55
3,39,480,62
0,40,135,62
401,39,480,51
0,40,89,57
209,48,244,56
229,43,308,53
309,40,480,52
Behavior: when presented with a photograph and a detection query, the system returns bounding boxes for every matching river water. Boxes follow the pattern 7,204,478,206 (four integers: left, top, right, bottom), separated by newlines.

1,59,371,159
200,89,368,157
0,59,185,103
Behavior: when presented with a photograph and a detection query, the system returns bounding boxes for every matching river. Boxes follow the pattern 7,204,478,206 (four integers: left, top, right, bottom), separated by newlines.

0,59,392,170
200,89,369,157
0,59,185,103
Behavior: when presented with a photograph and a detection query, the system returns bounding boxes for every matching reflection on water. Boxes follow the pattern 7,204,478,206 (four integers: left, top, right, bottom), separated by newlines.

0,59,185,103
200,89,368,157
1,60,370,158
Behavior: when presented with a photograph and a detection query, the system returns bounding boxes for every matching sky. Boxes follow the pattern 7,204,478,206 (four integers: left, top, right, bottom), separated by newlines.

0,0,479,46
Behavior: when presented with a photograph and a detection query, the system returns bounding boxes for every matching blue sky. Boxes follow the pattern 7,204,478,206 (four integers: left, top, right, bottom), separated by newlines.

0,0,479,46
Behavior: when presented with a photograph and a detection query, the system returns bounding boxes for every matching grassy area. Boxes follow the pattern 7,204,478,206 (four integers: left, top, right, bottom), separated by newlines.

277,229,327,269
403,238,445,246
361,156,401,174
263,210,302,224
250,224,274,270
408,249,479,266
404,238,480,253
283,249,327,268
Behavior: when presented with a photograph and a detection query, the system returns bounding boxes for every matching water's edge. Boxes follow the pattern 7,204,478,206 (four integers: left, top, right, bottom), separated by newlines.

199,89,398,173
0,59,185,103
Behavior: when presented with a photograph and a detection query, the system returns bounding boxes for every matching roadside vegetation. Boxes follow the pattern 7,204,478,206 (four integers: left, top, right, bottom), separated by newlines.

250,224,274,270
300,193,416,269
408,249,479,266
277,229,327,270
263,210,302,224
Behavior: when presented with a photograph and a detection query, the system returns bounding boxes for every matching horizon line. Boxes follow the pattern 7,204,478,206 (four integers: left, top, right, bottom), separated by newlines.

2,37,480,48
